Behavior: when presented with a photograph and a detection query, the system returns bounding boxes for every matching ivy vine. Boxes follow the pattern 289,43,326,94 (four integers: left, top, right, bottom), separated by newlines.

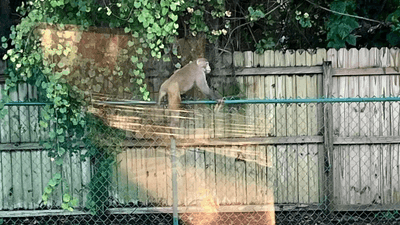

0,0,230,213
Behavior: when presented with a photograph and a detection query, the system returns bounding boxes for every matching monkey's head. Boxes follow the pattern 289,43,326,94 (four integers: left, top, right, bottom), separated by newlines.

196,58,211,74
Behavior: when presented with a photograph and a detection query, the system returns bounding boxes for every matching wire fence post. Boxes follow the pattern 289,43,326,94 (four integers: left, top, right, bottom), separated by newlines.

171,137,179,225
323,61,334,213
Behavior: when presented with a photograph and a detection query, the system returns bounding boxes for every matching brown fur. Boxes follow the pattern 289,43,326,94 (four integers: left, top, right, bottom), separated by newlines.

158,58,220,106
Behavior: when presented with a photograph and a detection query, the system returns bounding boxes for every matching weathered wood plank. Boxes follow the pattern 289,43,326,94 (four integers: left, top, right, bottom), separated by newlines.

195,148,206,205
12,151,23,208
9,87,20,143
298,144,308,203
275,145,288,203
382,145,391,204
392,145,400,203
185,148,196,206
225,146,236,204
204,147,216,206
323,61,335,208
214,147,227,205
348,48,361,205
157,148,167,206
389,48,398,67
146,147,159,204
308,144,319,203
176,147,186,206
266,145,276,203
1,151,12,209
41,151,54,208
369,47,380,67
124,148,137,205
371,144,382,204
246,146,257,204
327,48,338,68
264,75,276,137
255,75,266,136
233,51,244,67
0,151,2,209
296,49,306,66
244,51,253,67
0,84,10,142
138,148,149,204
380,47,390,68
359,145,371,204
235,147,246,204
21,151,33,209
263,50,275,67
256,145,267,204
28,85,39,142
274,50,285,67
246,75,255,136
114,150,125,204
253,52,261,67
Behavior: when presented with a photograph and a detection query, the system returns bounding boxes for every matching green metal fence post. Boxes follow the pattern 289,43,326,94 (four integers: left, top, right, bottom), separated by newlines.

171,137,179,225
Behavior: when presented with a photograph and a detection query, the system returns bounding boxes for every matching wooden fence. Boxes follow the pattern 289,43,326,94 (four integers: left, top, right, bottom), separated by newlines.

1,47,400,215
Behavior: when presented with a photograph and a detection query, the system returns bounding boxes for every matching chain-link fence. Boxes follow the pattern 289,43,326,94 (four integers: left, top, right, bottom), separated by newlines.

1,98,400,224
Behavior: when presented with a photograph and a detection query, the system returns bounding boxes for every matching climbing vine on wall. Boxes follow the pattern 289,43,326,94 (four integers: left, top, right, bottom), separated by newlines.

0,0,231,213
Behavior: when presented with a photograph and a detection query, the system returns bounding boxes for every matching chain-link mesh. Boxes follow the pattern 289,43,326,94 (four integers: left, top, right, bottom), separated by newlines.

1,99,400,224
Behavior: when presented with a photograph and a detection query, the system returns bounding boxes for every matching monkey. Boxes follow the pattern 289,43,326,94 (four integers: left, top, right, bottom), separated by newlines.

158,58,222,106
158,58,223,131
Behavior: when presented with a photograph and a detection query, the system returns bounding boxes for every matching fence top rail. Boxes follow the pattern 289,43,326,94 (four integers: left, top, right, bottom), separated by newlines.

97,97,400,106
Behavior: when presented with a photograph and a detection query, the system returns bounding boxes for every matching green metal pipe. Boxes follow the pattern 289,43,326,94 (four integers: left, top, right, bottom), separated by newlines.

98,97,400,106
4,102,52,106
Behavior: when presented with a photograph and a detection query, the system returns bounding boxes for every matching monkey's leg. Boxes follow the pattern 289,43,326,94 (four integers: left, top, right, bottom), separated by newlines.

168,88,181,135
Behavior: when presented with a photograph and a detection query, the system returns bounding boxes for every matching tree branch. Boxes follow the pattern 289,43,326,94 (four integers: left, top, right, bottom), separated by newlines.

305,0,385,24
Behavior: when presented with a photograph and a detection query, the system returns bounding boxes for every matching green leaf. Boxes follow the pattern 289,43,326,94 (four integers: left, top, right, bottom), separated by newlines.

45,186,53,194
70,198,78,206
387,31,400,46
58,135,65,143
42,193,48,201
40,120,49,128
63,194,71,202
61,203,69,210
56,157,63,165
43,142,52,149
49,131,56,139
169,13,178,21
170,3,176,11
124,27,131,33
54,173,61,180
56,128,64,135
160,18,166,25
346,34,356,46
134,1,141,8
162,7,168,16
131,56,138,63
58,147,65,156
